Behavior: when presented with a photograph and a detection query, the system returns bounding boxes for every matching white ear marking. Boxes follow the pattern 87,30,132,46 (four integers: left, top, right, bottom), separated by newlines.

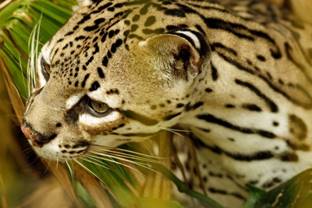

175,30,201,49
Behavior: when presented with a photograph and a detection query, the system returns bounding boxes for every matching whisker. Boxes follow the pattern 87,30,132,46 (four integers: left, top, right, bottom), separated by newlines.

115,147,168,159
65,160,74,177
80,157,109,169
85,154,143,174
74,159,105,184
90,148,164,163
90,144,166,160
87,153,137,168
90,150,149,165
161,128,184,138
166,128,190,133
89,152,157,173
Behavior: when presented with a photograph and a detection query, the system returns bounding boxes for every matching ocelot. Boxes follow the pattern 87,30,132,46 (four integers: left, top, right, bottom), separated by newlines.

21,0,312,207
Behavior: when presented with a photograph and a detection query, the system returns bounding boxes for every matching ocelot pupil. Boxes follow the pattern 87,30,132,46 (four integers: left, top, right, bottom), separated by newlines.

90,100,109,114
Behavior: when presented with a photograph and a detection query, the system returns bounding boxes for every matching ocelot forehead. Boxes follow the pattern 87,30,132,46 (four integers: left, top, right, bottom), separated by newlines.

45,0,205,88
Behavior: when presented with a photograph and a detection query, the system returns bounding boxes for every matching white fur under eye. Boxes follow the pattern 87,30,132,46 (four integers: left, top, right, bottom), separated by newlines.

79,111,121,126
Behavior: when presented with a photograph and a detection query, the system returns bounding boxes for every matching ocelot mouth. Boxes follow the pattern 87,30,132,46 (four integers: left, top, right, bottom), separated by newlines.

21,122,57,147
57,141,91,160
59,148,89,160
26,137,91,161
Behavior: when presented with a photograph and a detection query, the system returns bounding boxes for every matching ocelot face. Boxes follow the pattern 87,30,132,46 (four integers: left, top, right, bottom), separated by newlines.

21,0,211,160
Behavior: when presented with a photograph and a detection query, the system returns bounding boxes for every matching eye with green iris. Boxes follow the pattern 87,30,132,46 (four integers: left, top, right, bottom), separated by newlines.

87,99,111,116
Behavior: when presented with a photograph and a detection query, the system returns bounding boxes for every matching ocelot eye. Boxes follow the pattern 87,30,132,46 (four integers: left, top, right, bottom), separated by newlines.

40,57,50,80
88,99,111,116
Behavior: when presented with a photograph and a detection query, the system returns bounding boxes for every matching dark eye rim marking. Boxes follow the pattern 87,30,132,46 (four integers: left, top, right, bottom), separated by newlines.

65,96,114,123
72,95,112,117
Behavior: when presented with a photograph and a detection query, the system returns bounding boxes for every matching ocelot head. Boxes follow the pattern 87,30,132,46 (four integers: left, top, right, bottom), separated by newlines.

22,0,211,160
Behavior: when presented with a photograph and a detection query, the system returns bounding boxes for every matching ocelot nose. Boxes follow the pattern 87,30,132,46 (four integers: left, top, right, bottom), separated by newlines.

21,122,57,147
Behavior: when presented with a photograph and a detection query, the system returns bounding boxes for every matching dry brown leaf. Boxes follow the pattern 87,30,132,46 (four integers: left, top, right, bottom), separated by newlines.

45,161,80,206
0,58,25,125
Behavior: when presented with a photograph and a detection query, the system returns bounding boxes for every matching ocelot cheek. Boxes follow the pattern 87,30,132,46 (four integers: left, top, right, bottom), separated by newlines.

78,111,127,134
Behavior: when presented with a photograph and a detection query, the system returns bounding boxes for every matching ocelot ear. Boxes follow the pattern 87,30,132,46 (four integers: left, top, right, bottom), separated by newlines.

141,30,210,81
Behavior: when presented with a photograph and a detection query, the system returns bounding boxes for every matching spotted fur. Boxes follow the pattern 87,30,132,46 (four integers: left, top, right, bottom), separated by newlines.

22,0,312,207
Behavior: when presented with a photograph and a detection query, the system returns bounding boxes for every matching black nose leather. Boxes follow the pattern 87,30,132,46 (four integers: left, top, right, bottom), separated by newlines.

34,132,57,147
21,122,57,147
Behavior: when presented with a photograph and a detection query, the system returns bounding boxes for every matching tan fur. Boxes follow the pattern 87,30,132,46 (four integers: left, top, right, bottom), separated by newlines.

290,0,312,24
